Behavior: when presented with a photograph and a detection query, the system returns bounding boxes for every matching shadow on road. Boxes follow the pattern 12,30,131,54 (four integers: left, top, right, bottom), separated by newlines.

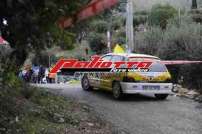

196,103,202,109
88,89,166,102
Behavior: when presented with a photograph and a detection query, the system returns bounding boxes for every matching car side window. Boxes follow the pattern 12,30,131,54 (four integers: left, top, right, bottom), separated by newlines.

101,55,112,61
149,62,168,72
111,55,126,68
111,55,125,62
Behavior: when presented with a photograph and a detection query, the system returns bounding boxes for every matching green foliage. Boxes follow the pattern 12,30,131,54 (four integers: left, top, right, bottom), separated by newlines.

0,0,89,68
88,33,107,54
0,94,22,133
32,52,49,67
86,9,126,53
50,25,76,50
84,13,113,54
0,52,23,89
148,4,177,29
112,28,126,45
190,9,202,23
90,20,108,33
136,16,202,89
111,16,125,31
0,85,81,133
4,71,22,88
0,0,91,85
134,11,149,26
136,26,163,54
160,19,202,89
20,85,36,99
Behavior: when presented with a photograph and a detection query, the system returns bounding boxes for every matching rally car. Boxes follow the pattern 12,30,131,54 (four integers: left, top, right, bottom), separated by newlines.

81,53,174,100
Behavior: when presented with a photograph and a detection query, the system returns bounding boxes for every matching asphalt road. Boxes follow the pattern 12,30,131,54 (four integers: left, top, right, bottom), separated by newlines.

36,84,202,134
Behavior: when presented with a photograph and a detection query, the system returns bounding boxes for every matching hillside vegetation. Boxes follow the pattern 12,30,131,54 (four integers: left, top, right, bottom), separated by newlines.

0,84,113,133
133,0,201,10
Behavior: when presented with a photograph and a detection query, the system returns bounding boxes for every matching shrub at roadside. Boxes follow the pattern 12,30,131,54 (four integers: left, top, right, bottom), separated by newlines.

148,4,177,29
0,85,112,134
135,16,202,91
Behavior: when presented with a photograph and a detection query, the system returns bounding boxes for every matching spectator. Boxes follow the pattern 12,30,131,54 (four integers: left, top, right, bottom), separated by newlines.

31,66,39,83
45,68,49,83
38,65,45,83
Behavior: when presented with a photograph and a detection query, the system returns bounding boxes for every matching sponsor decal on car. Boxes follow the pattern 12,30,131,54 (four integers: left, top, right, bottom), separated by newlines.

50,56,153,77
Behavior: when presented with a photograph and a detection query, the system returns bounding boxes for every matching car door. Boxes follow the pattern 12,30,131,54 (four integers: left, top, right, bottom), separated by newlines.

98,55,113,89
101,55,125,90
111,55,126,82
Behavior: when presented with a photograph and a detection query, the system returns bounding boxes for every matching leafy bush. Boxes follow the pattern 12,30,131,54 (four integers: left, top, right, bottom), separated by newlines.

148,4,177,29
90,20,108,33
135,16,202,90
20,85,36,99
0,84,81,133
134,11,149,26
88,33,107,54
190,8,202,23
135,27,163,54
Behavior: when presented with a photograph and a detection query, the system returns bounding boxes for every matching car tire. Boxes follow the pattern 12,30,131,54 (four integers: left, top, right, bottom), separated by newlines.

112,82,124,100
81,76,92,91
155,94,169,100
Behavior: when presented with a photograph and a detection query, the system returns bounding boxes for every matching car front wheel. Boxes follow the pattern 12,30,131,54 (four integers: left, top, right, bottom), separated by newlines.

112,82,124,100
81,76,92,91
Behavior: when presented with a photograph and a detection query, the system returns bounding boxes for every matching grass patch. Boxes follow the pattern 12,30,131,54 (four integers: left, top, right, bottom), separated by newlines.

0,86,80,134
0,83,113,134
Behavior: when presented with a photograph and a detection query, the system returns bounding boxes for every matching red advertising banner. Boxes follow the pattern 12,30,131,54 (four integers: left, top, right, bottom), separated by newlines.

161,60,202,65
57,0,118,29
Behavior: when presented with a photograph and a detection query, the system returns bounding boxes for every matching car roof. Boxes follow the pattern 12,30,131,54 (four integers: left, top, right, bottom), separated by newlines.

104,53,160,60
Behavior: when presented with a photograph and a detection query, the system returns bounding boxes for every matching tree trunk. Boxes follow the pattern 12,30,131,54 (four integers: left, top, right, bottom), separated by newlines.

192,0,198,9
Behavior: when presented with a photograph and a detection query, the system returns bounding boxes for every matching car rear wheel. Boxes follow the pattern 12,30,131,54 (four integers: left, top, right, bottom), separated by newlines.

81,76,92,91
112,82,124,100
155,94,169,100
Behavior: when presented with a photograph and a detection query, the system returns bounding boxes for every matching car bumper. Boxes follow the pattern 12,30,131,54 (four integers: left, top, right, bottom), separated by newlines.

121,82,174,94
